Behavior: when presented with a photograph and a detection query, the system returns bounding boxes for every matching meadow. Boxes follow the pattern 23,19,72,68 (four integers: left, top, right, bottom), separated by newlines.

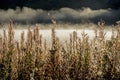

0,20,120,80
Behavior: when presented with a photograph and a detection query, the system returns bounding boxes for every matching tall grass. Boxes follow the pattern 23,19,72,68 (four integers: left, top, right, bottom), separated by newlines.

0,21,120,80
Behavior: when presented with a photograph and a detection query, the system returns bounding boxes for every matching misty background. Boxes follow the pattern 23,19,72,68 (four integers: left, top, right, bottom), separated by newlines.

0,0,120,25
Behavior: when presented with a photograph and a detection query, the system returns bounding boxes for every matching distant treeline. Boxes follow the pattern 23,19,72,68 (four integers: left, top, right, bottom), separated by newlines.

0,7,120,25
0,0,120,10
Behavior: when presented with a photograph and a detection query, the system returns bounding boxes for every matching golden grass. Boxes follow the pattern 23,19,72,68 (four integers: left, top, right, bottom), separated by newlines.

0,20,120,80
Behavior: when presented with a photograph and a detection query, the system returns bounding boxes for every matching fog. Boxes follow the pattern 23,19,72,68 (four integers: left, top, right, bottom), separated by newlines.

0,29,113,46
0,7,120,25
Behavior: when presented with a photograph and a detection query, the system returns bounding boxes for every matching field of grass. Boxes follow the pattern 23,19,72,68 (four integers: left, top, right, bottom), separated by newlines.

0,21,120,80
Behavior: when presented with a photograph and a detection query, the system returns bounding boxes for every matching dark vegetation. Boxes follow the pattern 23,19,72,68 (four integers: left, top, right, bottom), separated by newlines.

0,0,120,25
0,0,120,10
0,7,120,25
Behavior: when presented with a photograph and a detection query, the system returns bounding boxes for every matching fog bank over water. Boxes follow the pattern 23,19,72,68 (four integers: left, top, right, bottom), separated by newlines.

0,7,120,25
0,29,113,46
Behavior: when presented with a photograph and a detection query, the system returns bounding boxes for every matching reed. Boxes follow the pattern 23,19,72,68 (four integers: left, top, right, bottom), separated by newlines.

0,21,120,80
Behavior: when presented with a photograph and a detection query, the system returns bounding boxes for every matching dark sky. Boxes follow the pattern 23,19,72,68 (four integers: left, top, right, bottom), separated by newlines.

0,0,120,10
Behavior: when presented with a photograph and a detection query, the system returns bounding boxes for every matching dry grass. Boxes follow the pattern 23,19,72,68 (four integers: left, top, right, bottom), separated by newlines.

0,20,120,80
